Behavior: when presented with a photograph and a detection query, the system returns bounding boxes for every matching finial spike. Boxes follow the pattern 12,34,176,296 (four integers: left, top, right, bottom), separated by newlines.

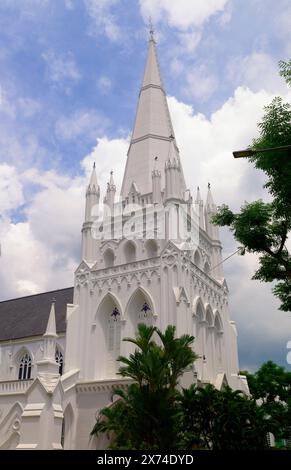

148,16,155,41
93,162,96,169
208,182,211,190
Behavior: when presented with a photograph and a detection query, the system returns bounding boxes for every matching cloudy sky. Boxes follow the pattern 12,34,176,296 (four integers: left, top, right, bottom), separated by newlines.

0,0,290,372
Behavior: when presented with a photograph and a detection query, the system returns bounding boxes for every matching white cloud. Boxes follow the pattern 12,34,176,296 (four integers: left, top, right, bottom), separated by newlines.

82,136,129,194
17,97,41,118
182,65,218,102
170,58,184,78
0,164,24,213
84,0,121,41
42,50,81,84
139,0,229,30
97,75,112,94
0,221,50,298
178,31,202,53
167,86,291,369
275,4,291,55
168,86,291,206
64,0,75,9
0,136,128,300
227,52,286,94
55,110,110,141
0,85,15,118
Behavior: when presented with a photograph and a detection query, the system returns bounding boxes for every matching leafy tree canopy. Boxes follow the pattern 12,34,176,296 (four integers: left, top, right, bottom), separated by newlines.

244,361,291,440
91,325,290,450
212,62,291,311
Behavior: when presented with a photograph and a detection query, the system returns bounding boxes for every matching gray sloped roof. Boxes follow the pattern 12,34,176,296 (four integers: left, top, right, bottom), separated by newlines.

0,287,73,341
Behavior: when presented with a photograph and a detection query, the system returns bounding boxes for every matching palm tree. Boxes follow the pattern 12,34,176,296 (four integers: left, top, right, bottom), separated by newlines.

91,323,197,449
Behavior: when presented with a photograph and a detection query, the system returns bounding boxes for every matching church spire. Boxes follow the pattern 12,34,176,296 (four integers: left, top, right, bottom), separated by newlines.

37,299,59,374
44,298,57,338
82,163,100,262
87,162,99,195
104,170,116,213
121,33,186,199
85,163,100,222
195,186,205,230
204,183,219,241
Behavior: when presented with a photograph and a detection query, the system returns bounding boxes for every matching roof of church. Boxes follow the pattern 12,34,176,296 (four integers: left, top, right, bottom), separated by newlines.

0,287,73,342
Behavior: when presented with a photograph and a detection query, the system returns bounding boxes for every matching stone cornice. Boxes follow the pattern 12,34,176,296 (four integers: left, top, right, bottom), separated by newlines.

139,84,165,95
76,378,133,394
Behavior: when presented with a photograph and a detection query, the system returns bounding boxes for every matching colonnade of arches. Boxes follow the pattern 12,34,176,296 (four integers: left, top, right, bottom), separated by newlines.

96,287,155,377
192,297,224,380
103,239,159,268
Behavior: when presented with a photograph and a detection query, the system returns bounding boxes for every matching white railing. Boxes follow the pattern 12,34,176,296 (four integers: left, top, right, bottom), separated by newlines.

0,379,33,395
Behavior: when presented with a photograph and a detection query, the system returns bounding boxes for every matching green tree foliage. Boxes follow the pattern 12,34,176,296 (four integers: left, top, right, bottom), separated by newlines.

91,325,281,450
212,65,291,311
244,361,291,441
91,324,197,449
179,384,269,450
279,59,291,86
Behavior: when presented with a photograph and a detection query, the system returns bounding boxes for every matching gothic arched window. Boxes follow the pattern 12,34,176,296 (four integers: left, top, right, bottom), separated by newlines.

124,241,136,263
145,239,158,258
55,348,64,375
107,306,121,374
104,248,114,268
194,250,201,268
18,353,32,380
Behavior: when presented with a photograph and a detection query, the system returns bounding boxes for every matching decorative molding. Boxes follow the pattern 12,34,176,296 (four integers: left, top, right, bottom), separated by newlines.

76,379,132,394
173,287,190,306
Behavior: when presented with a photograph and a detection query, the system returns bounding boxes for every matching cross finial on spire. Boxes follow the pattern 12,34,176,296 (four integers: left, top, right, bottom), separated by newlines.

148,16,155,41
93,162,96,169
208,182,211,190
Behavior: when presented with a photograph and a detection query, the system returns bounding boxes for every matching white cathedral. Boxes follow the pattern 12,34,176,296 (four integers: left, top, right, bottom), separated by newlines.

0,33,248,450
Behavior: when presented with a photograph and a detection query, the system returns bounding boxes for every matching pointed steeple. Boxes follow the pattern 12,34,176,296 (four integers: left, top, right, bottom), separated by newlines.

85,163,100,222
86,162,99,195
141,31,163,89
82,163,100,262
104,170,116,213
37,299,59,375
196,186,202,203
204,183,219,240
195,186,205,230
121,34,186,198
204,184,224,280
205,183,216,212
44,299,57,338
109,170,115,188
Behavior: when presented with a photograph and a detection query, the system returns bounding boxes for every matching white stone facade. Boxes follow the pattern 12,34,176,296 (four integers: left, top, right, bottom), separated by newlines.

0,34,248,450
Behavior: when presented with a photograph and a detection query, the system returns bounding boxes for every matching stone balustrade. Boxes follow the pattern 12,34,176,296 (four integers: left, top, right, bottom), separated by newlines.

0,379,33,395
